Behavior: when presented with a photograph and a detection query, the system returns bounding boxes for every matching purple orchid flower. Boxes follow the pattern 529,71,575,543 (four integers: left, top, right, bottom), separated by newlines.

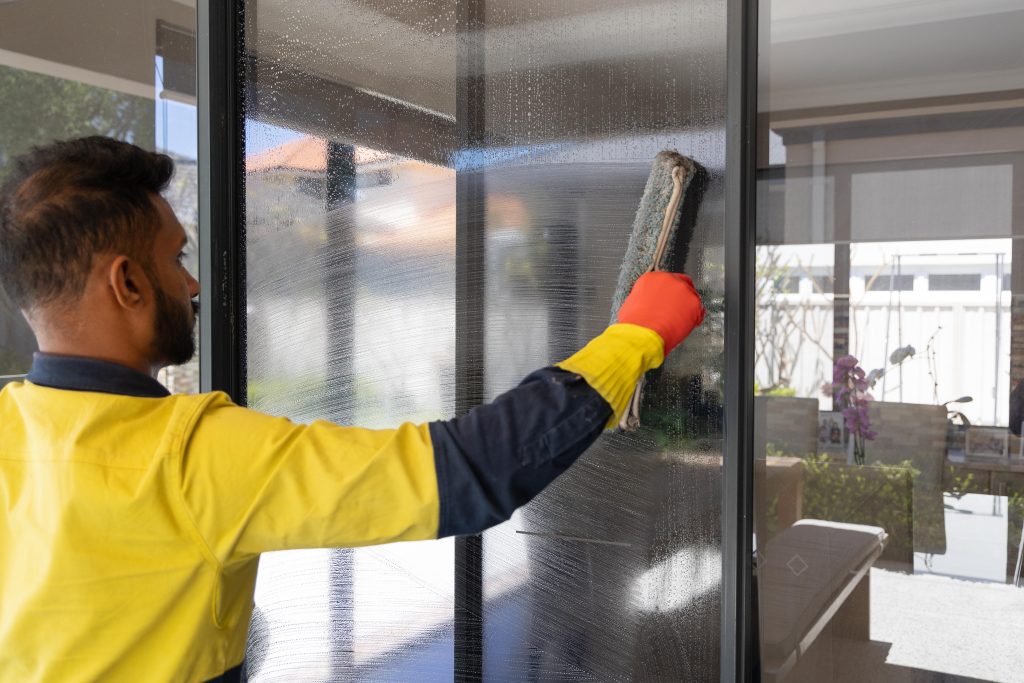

828,355,877,465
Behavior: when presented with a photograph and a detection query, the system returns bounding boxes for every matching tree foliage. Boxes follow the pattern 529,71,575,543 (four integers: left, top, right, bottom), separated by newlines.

0,65,157,372
0,65,155,182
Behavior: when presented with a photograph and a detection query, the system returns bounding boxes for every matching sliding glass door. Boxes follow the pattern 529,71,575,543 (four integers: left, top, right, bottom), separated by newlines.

237,0,728,680
241,2,457,679
472,3,727,680
753,2,1024,680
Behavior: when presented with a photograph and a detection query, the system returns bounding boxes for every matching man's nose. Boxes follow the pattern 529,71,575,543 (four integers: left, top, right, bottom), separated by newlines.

187,272,200,297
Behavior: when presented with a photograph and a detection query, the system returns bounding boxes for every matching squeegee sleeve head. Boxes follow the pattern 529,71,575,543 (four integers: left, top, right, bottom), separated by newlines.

609,150,698,325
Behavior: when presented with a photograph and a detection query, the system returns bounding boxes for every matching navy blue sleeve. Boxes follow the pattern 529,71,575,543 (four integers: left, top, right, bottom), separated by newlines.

429,367,612,538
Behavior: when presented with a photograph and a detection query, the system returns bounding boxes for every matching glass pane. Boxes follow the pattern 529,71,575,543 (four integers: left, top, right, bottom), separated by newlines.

476,3,727,681
242,1,726,680
0,1,199,391
242,4,456,679
756,2,1024,680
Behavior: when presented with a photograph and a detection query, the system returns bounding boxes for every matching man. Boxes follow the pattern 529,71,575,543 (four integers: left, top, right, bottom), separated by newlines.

0,137,704,682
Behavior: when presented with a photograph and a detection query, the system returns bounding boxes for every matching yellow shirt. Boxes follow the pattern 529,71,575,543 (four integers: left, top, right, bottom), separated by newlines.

0,386,439,682
0,323,663,682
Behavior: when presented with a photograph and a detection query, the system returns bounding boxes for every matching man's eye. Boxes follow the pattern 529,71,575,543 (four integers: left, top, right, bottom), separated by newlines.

178,251,189,263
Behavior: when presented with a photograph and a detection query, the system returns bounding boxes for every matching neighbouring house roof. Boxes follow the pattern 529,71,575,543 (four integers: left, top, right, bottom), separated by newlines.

245,136,393,174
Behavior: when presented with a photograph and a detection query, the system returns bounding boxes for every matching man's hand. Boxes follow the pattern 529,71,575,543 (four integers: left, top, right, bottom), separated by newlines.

617,271,705,355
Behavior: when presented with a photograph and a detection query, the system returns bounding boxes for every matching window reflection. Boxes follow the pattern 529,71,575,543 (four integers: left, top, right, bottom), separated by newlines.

243,125,458,679
756,1,1024,680
0,2,199,391
242,0,726,679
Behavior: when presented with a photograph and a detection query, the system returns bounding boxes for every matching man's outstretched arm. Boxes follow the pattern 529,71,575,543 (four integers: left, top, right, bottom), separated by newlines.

180,272,705,561
431,323,660,536
431,271,704,535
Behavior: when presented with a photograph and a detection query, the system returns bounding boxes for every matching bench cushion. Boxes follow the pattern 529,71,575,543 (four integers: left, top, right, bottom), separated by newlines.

760,519,887,665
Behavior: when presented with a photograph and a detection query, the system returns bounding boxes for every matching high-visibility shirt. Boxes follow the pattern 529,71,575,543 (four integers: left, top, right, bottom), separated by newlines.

0,324,663,682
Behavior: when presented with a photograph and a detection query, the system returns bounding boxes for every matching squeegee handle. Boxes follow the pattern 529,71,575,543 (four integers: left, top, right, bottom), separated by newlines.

648,166,686,273
622,165,688,430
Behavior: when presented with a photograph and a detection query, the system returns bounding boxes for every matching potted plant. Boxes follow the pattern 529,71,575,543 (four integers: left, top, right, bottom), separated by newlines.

823,355,879,465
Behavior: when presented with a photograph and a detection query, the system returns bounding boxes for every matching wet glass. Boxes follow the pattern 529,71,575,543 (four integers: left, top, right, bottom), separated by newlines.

475,2,726,681
241,0,726,680
755,2,1024,680
0,1,199,391
242,2,457,679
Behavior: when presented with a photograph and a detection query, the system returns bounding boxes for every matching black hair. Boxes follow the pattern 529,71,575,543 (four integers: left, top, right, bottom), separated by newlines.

0,136,174,309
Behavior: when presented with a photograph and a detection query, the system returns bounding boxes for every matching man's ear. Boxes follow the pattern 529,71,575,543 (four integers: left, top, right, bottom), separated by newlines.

107,255,152,311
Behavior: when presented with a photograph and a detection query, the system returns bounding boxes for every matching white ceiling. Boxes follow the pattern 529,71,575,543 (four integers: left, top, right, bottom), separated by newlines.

0,0,195,97
771,0,1023,41
255,0,720,117
255,0,1024,116
2,0,1020,118
766,0,1024,110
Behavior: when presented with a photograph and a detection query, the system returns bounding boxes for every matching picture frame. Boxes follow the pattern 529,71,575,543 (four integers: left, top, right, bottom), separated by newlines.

965,426,1009,460
817,411,848,455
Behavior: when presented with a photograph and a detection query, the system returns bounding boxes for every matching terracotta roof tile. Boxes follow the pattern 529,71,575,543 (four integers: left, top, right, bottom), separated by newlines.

246,136,393,173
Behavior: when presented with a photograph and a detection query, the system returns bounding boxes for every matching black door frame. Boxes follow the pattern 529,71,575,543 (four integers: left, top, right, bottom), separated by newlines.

197,0,246,404
723,0,759,679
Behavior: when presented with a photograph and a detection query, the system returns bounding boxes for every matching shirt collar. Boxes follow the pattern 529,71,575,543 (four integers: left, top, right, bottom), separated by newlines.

26,353,170,398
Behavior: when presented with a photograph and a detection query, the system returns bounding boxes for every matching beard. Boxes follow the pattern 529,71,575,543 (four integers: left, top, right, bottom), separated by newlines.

152,284,197,367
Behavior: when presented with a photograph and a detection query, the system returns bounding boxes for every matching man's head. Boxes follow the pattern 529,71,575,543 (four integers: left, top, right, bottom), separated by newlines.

0,136,199,374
